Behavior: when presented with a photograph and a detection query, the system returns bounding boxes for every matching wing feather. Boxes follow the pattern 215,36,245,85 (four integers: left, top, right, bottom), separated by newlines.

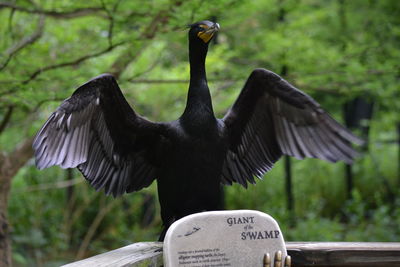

33,74,163,197
222,68,362,186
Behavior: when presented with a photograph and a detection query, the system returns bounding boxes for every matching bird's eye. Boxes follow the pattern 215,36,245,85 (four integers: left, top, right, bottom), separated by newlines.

197,24,209,31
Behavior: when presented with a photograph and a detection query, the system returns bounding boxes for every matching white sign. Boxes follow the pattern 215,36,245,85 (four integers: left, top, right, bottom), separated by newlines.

163,210,288,267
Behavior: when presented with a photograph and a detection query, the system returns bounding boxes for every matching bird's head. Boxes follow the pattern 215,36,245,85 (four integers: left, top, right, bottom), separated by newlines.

188,20,220,44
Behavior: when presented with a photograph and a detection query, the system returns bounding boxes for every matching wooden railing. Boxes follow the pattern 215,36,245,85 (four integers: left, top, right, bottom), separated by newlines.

62,242,400,267
286,242,400,267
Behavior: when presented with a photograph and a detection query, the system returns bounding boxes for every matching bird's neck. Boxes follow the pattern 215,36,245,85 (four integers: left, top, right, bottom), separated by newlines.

182,42,214,121
189,43,208,85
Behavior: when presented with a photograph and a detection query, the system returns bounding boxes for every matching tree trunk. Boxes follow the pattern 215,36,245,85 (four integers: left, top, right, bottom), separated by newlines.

0,137,34,267
0,178,11,267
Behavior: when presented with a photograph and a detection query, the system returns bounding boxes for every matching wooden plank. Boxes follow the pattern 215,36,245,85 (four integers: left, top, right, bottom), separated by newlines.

61,241,400,267
287,242,400,267
61,242,163,267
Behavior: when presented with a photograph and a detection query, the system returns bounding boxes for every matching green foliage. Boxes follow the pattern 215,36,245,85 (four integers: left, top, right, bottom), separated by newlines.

1,0,399,265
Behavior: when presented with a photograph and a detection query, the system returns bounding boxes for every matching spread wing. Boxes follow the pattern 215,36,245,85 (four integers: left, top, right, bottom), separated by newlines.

222,68,363,188
33,74,163,196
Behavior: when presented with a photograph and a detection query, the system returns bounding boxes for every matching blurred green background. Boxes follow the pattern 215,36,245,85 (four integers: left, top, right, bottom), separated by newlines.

0,0,399,266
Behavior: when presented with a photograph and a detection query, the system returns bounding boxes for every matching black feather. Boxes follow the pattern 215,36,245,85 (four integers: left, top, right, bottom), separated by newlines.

33,22,362,241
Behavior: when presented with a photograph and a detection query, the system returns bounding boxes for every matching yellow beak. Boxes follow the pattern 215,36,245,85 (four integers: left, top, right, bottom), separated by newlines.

197,23,220,43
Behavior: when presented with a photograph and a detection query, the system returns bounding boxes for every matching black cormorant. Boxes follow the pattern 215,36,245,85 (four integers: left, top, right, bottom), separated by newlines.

33,21,362,240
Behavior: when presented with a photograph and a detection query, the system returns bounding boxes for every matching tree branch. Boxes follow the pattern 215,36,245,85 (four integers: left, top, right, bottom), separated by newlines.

0,41,126,97
21,41,126,85
75,196,122,260
31,97,65,113
15,178,83,193
127,55,162,79
9,137,34,176
0,106,13,135
7,4,16,40
0,15,45,71
125,78,345,95
100,0,123,47
109,1,183,78
0,137,34,183
0,2,105,19
128,78,193,84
